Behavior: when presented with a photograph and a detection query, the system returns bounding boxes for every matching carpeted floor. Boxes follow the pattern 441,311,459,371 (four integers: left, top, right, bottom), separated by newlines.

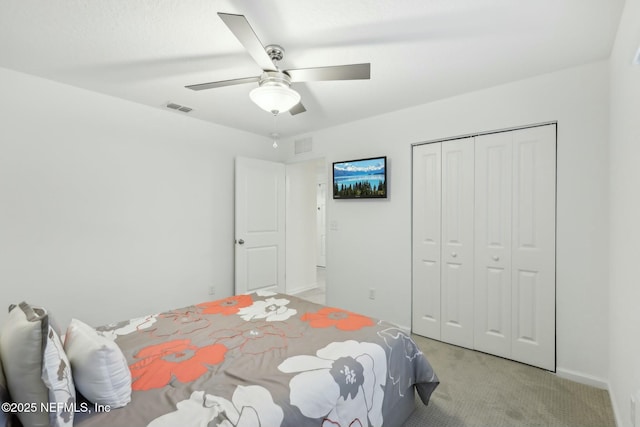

404,335,616,427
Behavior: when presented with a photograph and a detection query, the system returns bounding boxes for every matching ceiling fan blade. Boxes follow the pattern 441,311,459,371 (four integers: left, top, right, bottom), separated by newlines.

185,76,260,91
218,13,277,72
289,102,306,116
286,63,370,82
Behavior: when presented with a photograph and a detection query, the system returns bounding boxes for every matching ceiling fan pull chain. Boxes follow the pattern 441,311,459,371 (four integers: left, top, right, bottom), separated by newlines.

271,113,279,148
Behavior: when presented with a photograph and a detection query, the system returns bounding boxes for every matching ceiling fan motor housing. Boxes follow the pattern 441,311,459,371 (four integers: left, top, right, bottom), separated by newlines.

265,44,285,62
259,71,293,88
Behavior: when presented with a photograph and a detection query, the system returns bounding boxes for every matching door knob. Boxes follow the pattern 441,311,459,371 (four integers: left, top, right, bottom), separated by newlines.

451,252,457,258
492,255,500,261
237,239,245,245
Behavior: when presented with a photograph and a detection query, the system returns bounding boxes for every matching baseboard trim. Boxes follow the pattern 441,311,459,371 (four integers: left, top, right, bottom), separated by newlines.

286,284,318,295
555,367,609,390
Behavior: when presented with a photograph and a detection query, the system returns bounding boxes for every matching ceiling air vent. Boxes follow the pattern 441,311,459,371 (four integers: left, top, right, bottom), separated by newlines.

294,137,313,154
166,102,193,113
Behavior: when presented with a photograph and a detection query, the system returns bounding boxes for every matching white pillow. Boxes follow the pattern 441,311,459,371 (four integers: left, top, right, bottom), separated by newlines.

64,318,131,408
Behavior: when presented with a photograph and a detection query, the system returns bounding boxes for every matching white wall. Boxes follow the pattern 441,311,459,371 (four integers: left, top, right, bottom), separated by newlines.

608,0,640,424
284,60,610,385
0,66,283,328
285,160,317,294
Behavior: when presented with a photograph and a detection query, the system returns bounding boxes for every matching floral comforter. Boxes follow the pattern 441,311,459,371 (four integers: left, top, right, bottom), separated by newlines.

75,291,439,427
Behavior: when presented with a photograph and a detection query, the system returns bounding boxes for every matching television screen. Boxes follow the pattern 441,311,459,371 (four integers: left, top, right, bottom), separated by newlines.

332,156,387,199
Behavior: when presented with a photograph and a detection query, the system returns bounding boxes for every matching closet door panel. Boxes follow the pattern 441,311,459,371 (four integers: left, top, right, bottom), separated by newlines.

510,125,556,370
441,138,475,347
474,133,512,359
412,143,442,339
486,266,508,336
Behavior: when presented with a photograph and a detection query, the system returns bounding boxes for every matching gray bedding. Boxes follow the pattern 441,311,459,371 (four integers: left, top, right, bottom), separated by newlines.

75,291,439,427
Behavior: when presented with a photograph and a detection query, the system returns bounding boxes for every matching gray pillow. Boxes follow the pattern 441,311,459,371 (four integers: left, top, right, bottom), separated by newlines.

0,303,75,427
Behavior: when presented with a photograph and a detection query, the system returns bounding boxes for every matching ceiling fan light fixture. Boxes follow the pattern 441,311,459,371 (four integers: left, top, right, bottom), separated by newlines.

249,72,301,115
250,84,300,115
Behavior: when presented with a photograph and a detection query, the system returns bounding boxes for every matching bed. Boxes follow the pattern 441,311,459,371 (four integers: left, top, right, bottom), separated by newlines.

1,291,439,427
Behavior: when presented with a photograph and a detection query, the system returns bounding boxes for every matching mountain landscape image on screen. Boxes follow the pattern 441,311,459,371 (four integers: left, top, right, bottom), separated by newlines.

333,157,386,198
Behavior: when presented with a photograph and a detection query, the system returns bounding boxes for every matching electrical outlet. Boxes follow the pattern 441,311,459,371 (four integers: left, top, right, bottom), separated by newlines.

369,288,375,300
208,286,215,296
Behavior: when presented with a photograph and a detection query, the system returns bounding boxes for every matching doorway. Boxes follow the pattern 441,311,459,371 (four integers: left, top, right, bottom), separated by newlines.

234,156,327,302
285,157,327,304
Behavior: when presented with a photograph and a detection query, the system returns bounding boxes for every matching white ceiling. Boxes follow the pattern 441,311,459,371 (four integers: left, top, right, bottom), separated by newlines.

0,0,624,139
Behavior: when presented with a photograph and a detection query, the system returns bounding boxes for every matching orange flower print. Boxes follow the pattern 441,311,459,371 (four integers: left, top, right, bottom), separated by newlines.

129,339,226,391
197,294,253,316
302,307,374,331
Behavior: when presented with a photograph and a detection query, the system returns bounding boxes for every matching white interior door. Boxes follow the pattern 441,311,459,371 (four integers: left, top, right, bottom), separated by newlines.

509,125,556,371
412,143,442,339
235,157,285,295
440,138,475,347
474,132,514,359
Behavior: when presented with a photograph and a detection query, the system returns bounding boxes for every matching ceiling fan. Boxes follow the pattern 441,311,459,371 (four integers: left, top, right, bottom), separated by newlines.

185,12,371,116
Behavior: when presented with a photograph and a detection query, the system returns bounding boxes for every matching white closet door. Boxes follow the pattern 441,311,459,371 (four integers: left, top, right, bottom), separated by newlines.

412,143,442,339
510,125,556,370
474,125,556,370
440,138,475,347
474,132,513,359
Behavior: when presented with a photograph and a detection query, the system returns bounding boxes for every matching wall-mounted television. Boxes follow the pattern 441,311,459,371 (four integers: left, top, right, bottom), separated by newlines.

332,156,387,199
